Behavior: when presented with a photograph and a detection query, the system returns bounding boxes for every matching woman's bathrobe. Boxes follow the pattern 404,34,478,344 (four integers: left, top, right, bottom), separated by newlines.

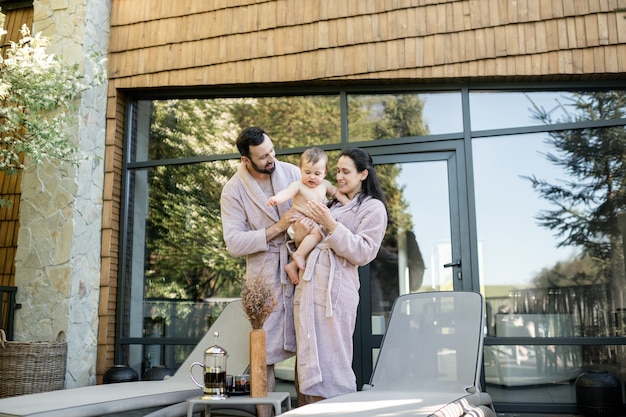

294,195,387,399
220,160,300,364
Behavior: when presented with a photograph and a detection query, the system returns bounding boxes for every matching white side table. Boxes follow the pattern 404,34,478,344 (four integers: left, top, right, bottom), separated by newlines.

186,391,291,417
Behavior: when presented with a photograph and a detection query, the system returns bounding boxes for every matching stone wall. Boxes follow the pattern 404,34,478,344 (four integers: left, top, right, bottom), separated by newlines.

14,0,110,388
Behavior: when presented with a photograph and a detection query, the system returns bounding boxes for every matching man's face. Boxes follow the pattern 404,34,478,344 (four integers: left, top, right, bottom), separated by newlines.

245,134,276,175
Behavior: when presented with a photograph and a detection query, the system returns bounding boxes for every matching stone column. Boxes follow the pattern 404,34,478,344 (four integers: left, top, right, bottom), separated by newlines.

14,0,110,388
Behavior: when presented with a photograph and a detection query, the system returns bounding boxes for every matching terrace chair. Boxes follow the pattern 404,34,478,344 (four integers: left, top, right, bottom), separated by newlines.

281,291,496,417
0,299,251,417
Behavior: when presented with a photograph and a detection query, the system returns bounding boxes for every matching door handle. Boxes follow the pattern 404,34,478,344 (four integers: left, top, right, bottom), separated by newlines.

443,259,461,268
443,259,462,280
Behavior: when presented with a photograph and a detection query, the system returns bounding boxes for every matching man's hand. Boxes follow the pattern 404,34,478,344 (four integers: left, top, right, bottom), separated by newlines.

292,217,315,246
265,207,301,242
281,207,304,227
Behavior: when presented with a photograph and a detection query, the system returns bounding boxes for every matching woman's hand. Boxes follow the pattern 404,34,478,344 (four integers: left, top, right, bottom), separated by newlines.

306,200,338,234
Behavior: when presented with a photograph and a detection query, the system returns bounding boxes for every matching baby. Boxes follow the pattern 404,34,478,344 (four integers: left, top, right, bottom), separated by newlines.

267,147,347,284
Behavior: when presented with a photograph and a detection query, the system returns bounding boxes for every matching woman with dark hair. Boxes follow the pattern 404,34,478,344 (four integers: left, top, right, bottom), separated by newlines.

292,148,389,404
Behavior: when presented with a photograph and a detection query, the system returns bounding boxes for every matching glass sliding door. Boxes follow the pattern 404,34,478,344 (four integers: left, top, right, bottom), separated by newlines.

354,143,475,386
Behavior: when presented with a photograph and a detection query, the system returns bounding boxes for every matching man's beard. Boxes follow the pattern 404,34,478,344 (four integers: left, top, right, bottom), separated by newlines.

250,159,275,175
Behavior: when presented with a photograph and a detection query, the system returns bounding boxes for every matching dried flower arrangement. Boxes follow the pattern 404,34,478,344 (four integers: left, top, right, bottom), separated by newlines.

241,278,276,329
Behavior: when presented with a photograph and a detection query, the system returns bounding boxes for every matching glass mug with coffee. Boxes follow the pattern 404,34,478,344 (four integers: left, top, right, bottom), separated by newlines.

190,332,229,399
234,374,250,393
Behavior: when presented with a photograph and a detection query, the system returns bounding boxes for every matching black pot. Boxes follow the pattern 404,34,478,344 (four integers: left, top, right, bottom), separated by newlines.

142,365,175,381
103,365,139,384
575,371,623,417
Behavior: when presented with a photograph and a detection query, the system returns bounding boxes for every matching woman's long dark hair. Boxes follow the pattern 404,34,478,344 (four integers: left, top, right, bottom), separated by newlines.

335,148,389,215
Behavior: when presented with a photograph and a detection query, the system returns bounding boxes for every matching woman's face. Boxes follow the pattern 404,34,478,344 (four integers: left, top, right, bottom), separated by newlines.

336,155,367,199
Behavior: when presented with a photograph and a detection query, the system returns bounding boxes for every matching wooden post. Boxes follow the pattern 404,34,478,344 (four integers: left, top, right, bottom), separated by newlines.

249,328,267,398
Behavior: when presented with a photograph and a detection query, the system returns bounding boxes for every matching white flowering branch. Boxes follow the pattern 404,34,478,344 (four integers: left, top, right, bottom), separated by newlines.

0,25,106,176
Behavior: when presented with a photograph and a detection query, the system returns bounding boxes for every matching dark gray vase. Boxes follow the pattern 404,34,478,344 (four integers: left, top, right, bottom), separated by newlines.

142,365,175,381
575,371,623,417
103,365,139,384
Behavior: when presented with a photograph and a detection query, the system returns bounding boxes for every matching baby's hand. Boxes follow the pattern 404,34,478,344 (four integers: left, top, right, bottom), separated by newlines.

267,197,277,206
336,191,349,205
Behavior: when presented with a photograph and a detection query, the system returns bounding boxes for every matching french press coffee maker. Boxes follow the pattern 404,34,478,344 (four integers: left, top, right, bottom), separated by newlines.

190,331,228,399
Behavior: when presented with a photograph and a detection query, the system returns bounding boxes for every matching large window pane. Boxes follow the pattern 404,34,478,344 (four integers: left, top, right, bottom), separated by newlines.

132,96,342,163
123,94,346,375
470,90,626,131
348,92,462,141
118,87,626,414
474,128,626,397
473,134,574,289
474,131,626,338
370,160,451,335
121,161,241,371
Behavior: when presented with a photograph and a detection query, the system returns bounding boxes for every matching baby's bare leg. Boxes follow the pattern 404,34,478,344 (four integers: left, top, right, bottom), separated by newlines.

293,229,322,270
291,252,306,271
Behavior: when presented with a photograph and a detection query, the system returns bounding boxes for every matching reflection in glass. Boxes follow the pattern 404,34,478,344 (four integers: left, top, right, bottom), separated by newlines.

474,134,580,286
474,127,626,397
370,161,451,334
485,343,580,404
486,344,626,405
348,92,462,141
123,160,243,370
469,90,626,131
146,99,239,160
474,131,626,337
142,162,241,300
133,95,342,162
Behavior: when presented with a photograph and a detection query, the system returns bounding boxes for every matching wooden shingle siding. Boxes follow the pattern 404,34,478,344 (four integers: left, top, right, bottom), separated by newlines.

98,90,125,382
108,0,626,85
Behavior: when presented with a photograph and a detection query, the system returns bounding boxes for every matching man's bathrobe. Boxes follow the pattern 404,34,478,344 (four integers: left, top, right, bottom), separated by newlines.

294,195,387,399
220,160,300,364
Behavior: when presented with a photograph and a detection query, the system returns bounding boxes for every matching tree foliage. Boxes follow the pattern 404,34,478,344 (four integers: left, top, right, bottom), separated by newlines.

525,91,626,286
145,99,241,300
349,94,429,236
0,25,104,175
145,94,428,300
228,95,341,149
532,253,600,288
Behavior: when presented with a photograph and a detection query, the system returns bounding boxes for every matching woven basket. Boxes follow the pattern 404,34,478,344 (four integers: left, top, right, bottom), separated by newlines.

0,329,67,398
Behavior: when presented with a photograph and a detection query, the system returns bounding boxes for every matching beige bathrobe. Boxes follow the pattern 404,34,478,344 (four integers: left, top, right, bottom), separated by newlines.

294,195,387,399
220,160,300,364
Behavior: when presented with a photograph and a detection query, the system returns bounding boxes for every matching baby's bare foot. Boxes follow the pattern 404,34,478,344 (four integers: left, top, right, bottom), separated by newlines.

285,261,299,285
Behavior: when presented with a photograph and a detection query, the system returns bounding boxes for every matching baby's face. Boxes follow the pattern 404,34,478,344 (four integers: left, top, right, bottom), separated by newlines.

301,159,327,188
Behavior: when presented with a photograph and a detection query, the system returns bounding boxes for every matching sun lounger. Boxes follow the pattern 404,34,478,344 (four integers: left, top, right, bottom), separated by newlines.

280,291,497,417
0,300,251,417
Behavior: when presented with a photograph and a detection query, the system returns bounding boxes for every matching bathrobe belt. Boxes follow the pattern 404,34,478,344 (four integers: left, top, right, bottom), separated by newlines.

297,242,336,392
301,242,336,317
265,242,291,285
